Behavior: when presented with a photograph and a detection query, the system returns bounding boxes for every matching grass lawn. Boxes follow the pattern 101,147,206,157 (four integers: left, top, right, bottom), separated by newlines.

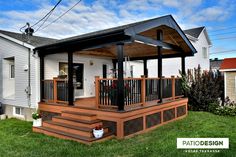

0,111,235,157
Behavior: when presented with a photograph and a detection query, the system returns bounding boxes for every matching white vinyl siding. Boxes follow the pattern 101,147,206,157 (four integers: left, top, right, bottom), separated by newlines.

0,36,39,108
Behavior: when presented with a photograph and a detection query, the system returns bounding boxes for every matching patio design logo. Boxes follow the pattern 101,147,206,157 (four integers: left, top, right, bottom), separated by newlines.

177,138,229,149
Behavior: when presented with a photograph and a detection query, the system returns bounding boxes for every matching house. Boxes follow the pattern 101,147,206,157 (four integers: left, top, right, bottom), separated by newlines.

220,58,236,102
32,15,196,144
147,26,212,77
0,30,56,120
210,58,223,71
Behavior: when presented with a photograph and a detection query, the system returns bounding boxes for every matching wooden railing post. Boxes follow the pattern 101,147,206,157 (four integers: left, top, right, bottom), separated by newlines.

53,77,58,103
171,76,175,100
141,75,146,106
95,76,100,108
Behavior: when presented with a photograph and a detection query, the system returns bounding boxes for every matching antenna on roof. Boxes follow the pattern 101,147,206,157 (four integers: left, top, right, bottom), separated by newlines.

25,23,34,36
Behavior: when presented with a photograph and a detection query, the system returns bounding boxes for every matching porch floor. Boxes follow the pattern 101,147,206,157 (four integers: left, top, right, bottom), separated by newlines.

74,97,96,108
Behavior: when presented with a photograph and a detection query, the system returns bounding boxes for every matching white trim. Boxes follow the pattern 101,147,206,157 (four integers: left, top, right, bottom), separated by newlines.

0,33,35,49
220,69,236,72
224,72,227,99
235,76,236,93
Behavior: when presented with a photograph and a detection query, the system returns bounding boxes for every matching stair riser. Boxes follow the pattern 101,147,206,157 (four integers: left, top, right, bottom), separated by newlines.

61,113,97,121
43,122,93,137
33,127,90,144
52,118,102,128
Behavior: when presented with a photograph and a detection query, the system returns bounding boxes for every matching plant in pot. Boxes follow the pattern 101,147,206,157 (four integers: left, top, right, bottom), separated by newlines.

93,125,104,138
32,110,42,127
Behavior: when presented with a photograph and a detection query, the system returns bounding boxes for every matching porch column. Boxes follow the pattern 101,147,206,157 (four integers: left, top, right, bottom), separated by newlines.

117,43,125,111
181,56,186,75
40,54,44,102
143,59,148,77
68,51,74,106
157,30,163,103
112,59,117,78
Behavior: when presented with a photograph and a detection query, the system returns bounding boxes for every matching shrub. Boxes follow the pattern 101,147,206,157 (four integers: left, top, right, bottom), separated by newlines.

181,66,224,111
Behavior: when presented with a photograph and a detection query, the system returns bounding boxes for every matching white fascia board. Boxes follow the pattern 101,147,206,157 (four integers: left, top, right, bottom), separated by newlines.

220,69,236,72
0,33,35,49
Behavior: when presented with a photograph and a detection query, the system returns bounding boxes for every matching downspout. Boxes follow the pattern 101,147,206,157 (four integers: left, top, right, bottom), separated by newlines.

27,48,31,108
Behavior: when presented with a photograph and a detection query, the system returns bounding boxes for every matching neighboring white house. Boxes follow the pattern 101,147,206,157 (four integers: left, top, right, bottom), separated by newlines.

0,30,56,120
147,27,212,77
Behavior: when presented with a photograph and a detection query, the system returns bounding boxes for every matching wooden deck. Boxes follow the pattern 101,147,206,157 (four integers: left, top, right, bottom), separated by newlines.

74,97,96,108
38,97,188,142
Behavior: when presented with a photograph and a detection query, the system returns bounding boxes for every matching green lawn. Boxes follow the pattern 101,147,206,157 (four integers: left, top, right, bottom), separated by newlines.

0,112,235,157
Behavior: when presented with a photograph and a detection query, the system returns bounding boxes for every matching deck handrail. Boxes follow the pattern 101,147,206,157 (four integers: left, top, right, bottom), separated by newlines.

95,76,183,109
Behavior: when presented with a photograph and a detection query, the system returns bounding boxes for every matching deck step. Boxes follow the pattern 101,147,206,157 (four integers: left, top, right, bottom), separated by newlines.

61,111,97,121
33,126,114,144
43,121,108,137
52,116,102,128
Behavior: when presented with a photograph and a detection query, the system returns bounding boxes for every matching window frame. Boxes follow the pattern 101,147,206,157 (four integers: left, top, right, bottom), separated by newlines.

202,47,208,59
9,63,15,79
13,106,24,118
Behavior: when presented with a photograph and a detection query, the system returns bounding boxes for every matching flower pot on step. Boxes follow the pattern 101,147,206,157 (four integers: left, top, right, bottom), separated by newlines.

33,118,42,127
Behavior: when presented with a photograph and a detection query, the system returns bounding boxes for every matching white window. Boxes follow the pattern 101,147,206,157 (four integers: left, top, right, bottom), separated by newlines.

10,64,15,79
13,107,24,118
202,47,208,59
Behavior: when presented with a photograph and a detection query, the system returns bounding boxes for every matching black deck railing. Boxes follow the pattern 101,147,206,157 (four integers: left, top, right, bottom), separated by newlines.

95,76,184,109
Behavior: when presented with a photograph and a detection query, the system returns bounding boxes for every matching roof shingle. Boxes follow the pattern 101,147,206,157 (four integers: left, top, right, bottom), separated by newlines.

220,58,236,70
183,26,205,38
0,30,57,47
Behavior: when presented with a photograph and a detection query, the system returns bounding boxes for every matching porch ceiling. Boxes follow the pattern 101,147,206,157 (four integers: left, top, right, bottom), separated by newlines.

35,15,197,59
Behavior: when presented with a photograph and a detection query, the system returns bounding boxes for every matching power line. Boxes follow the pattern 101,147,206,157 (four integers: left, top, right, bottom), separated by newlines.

209,26,236,33
211,36,236,41
210,49,236,54
39,0,82,31
210,31,236,37
31,0,62,28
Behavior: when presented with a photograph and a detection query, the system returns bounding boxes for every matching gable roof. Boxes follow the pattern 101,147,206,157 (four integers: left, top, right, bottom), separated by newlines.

184,27,205,38
0,30,57,47
220,58,236,71
35,15,197,59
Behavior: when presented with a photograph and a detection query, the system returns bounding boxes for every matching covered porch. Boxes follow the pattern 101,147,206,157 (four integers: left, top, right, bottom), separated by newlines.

33,15,196,144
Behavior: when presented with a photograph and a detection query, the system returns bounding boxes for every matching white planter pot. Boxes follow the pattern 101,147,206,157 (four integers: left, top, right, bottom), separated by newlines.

93,128,104,138
0,114,6,120
33,118,42,127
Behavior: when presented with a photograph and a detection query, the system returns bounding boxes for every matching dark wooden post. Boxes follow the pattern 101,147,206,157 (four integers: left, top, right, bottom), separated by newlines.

143,59,148,77
68,51,74,106
157,30,163,103
181,56,186,76
40,54,44,102
117,44,124,111
112,59,117,78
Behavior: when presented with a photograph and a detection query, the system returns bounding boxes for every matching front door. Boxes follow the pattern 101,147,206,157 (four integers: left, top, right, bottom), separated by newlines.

59,62,84,98
73,63,84,97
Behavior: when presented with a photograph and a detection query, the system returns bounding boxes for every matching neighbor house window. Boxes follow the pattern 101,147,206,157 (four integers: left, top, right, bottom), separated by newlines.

10,64,15,78
13,107,24,118
202,47,208,59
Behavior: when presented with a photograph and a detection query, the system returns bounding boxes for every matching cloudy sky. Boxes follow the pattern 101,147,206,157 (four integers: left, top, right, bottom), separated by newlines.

0,0,236,59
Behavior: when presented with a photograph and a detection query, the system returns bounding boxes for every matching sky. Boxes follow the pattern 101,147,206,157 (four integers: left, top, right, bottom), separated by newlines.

0,0,236,59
